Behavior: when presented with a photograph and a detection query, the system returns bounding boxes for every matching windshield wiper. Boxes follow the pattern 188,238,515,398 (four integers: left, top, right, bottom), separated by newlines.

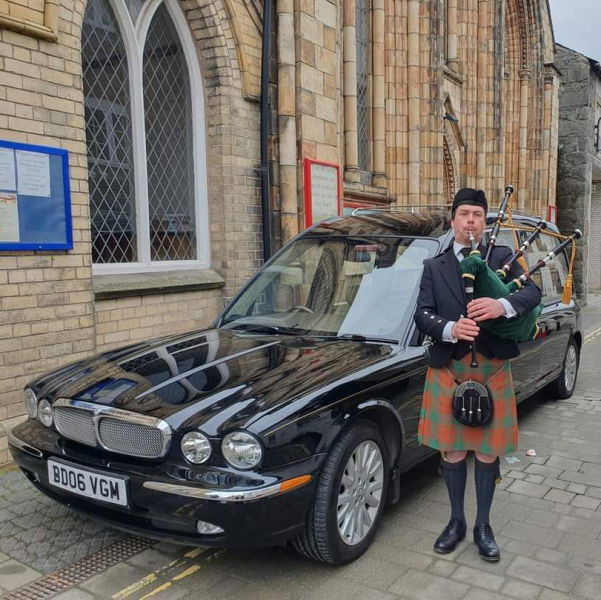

222,322,304,336
311,333,398,344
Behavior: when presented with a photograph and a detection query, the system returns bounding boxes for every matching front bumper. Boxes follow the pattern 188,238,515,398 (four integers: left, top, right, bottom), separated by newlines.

9,423,322,549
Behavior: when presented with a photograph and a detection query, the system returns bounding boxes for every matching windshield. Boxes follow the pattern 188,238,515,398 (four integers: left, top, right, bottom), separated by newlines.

220,236,439,341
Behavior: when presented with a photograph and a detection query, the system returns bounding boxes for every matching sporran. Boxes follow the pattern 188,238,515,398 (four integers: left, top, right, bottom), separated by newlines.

452,380,493,427
445,361,507,428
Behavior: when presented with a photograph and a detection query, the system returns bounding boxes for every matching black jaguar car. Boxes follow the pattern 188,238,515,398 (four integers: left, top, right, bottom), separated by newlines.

9,210,582,564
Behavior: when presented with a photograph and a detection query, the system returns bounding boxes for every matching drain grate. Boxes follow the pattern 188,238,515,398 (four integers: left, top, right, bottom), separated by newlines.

4,536,154,600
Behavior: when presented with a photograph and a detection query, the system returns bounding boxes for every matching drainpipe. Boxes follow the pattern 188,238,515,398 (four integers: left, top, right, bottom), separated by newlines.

277,0,298,242
260,0,273,261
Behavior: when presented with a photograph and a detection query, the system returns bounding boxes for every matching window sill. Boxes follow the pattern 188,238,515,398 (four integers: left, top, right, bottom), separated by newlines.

94,268,225,301
343,181,394,204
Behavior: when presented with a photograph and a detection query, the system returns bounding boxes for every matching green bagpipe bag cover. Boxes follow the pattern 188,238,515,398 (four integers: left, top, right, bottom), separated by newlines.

460,253,542,342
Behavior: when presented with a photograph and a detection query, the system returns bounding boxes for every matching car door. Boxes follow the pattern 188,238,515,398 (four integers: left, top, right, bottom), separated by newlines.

498,228,542,397
385,346,432,465
536,236,572,382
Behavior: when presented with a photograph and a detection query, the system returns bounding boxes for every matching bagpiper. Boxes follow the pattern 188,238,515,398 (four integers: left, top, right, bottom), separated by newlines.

414,188,542,561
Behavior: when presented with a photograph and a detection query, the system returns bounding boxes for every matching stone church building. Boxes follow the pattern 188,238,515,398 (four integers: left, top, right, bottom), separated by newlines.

0,0,558,463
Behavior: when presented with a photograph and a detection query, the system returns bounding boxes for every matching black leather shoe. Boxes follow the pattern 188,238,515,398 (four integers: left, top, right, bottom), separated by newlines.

473,523,500,562
433,518,467,554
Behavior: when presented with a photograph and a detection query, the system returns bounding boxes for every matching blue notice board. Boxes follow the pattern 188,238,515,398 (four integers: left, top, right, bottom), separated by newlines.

0,140,73,251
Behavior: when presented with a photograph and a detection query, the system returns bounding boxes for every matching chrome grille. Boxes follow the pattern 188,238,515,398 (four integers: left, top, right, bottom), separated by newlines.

97,418,166,458
52,399,171,459
54,407,96,446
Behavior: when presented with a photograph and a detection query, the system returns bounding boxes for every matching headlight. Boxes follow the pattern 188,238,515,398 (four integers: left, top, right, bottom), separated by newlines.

24,389,38,419
221,431,262,470
37,399,53,427
181,431,212,464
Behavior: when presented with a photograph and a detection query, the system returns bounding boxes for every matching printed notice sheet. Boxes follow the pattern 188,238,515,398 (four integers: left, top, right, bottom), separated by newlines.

16,150,51,197
0,192,19,242
310,163,338,223
0,147,16,191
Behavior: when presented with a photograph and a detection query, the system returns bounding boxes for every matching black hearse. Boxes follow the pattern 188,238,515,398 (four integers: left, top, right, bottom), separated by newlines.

9,210,582,564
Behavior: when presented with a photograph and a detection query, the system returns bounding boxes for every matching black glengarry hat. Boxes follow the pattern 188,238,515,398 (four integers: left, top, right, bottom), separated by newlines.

451,188,488,215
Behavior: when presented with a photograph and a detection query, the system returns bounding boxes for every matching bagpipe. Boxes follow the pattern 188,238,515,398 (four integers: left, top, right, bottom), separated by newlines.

459,185,582,346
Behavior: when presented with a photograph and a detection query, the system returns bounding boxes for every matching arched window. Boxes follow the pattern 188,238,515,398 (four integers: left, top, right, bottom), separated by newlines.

82,0,209,272
355,0,371,173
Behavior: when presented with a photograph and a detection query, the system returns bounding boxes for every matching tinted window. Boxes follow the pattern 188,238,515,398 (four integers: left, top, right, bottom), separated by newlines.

221,236,439,340
519,232,566,303
538,233,566,300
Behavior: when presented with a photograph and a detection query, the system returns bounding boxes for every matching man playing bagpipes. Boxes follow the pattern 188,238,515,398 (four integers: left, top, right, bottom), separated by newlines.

414,188,542,562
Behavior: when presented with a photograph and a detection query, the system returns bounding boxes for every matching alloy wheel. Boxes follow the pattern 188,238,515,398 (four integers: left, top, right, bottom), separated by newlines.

337,440,384,546
564,343,578,392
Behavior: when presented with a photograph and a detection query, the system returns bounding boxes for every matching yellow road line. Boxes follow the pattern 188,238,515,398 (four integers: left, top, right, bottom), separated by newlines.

112,574,158,600
139,582,173,600
112,548,226,600
172,565,202,581
183,547,207,559
584,324,601,343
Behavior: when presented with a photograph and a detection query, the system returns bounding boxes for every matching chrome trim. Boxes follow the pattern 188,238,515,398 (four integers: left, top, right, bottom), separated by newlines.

53,398,172,458
7,430,43,459
143,480,286,502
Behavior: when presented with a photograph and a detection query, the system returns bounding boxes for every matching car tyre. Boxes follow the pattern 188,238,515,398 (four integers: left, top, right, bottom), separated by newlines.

546,337,579,399
291,420,389,564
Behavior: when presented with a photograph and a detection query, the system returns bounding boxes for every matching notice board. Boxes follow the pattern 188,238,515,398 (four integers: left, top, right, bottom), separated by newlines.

0,140,73,251
303,158,341,228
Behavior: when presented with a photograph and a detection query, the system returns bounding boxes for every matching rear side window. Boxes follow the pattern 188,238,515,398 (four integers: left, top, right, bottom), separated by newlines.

521,232,565,303
488,225,568,304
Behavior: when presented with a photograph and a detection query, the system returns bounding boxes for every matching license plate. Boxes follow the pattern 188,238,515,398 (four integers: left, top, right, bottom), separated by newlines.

47,459,128,507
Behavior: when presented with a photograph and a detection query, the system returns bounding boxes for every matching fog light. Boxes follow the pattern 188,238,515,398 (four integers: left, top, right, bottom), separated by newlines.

196,520,224,535
38,399,53,427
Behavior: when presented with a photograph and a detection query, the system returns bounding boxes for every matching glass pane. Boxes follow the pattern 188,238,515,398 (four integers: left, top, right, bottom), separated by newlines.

143,5,196,261
221,236,439,340
356,0,371,172
82,0,137,263
538,232,566,298
124,0,146,24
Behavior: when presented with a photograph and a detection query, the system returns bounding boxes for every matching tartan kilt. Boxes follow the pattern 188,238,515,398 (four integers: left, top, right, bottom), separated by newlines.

418,352,518,456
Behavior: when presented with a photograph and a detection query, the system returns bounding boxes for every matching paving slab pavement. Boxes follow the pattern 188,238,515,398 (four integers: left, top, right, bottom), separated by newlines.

2,294,601,599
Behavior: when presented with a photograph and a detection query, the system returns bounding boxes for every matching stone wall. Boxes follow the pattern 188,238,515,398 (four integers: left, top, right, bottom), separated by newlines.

555,45,601,300
0,12,96,464
276,0,558,240
0,0,263,465
590,183,601,291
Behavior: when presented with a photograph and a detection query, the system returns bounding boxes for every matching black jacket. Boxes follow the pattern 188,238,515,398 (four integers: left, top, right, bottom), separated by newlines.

415,242,542,368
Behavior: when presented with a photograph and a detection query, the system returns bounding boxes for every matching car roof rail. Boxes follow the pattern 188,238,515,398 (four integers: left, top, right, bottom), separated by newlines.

351,204,451,216
503,208,544,220
351,205,546,223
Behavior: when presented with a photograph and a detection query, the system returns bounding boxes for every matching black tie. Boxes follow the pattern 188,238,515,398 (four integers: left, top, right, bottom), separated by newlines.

460,247,471,259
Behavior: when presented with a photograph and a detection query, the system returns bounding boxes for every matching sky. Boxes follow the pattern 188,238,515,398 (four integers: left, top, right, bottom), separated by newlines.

548,0,601,62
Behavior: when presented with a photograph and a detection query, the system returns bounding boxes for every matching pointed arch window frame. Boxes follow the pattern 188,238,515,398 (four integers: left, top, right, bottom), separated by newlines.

90,0,210,275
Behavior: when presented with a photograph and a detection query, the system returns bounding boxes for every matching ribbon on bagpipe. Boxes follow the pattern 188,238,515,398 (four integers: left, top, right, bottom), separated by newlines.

460,185,582,343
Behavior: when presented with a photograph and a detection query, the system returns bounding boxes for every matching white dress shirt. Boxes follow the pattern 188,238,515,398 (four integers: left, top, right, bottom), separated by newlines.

441,242,518,343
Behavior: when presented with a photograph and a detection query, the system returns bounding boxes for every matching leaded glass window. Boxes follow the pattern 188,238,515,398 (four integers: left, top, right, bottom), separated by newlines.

82,0,206,270
356,0,371,172
124,0,145,23
83,0,136,263
144,6,196,261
